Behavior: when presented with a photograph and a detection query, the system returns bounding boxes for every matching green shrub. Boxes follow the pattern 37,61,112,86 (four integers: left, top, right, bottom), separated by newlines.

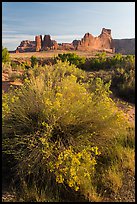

21,61,31,70
2,47,10,63
9,72,22,82
31,56,38,68
111,56,135,103
85,54,135,103
2,62,12,74
11,61,19,70
2,61,134,201
55,53,86,68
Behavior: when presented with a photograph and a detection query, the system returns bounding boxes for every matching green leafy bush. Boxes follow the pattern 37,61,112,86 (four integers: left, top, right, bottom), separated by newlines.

31,56,38,68
2,62,12,74
111,55,135,103
2,61,134,201
21,61,31,70
2,47,10,63
55,53,86,68
85,54,135,103
11,61,19,70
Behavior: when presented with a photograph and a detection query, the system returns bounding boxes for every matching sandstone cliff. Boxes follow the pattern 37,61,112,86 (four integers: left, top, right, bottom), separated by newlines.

76,28,114,53
113,38,135,55
16,35,58,52
15,28,116,53
16,40,36,53
35,35,42,52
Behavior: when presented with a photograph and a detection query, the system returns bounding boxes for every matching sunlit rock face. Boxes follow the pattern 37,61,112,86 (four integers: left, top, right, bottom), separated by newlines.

76,28,115,53
15,28,115,53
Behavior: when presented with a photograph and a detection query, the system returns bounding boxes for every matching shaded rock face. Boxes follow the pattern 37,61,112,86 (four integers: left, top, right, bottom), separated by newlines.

72,40,81,49
16,35,58,52
113,39,135,55
15,28,117,53
42,35,52,49
51,40,58,50
16,40,36,52
58,43,74,50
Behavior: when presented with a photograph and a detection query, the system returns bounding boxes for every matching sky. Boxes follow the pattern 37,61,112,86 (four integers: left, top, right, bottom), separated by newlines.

2,2,135,50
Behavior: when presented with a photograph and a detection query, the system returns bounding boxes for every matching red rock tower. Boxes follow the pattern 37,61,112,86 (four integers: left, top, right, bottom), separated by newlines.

35,35,42,51
42,35,52,49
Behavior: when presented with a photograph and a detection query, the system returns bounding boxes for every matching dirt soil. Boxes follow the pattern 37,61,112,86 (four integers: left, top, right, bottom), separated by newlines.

9,50,114,59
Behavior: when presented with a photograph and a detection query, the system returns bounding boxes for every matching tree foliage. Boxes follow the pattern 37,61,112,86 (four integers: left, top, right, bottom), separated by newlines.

2,47,10,63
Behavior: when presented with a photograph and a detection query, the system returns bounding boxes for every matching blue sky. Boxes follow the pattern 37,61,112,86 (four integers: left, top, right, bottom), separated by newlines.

2,2,135,50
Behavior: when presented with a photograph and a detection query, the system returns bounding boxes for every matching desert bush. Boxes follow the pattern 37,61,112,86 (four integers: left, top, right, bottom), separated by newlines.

2,61,134,201
55,53,86,68
8,72,21,82
85,53,134,71
21,61,31,70
2,47,10,63
31,56,38,68
83,52,108,71
2,62,12,74
10,61,19,71
85,54,135,103
111,56,135,103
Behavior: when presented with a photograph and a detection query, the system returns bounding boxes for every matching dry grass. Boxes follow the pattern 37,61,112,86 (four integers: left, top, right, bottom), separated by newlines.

10,50,114,59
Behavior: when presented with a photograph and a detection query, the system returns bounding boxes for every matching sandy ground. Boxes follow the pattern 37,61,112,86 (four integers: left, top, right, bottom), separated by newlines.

112,96,135,125
10,50,114,59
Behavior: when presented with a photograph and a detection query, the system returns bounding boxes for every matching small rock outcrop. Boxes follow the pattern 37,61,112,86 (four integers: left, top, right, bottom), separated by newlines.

16,40,36,52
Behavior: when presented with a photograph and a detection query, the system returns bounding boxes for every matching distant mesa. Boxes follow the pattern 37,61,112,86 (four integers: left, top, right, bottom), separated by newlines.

15,28,115,53
113,38,135,55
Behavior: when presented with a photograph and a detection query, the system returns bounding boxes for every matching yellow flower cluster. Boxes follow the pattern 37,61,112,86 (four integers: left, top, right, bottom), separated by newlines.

48,145,101,192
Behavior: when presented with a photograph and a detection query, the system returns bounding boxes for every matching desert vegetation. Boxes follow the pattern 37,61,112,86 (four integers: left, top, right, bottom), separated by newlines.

2,48,135,202
55,52,135,103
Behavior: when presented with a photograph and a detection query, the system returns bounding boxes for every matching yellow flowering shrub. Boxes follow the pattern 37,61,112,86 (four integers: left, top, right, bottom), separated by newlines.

2,61,134,202
52,146,101,193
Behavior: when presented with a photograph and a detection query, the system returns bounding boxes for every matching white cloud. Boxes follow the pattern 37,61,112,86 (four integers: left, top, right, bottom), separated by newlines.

2,33,35,50
2,34,34,39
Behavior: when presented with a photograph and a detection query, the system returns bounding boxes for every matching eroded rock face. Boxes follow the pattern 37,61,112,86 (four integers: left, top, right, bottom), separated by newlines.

42,35,52,50
15,28,115,53
60,43,74,50
113,39,135,55
72,40,80,49
16,40,36,52
76,28,115,52
35,35,42,51
51,40,58,50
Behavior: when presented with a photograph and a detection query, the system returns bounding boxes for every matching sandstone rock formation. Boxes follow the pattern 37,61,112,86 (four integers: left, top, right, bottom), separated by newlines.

51,40,58,50
76,28,114,52
58,43,74,50
15,28,116,53
42,35,58,50
16,40,36,52
35,35,42,51
113,38,135,55
42,35,52,50
72,40,80,49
